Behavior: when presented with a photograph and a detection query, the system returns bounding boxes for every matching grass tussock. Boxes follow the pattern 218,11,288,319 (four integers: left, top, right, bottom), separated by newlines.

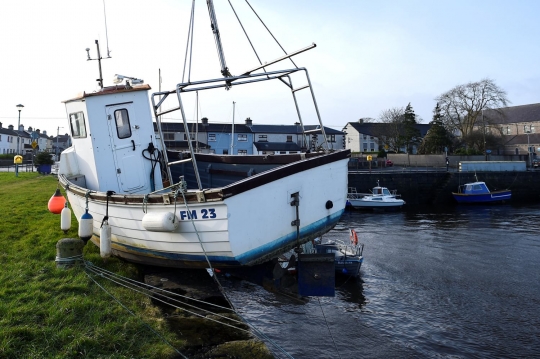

0,173,183,358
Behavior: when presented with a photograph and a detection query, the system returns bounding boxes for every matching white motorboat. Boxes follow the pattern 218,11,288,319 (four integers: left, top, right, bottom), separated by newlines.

57,1,350,269
347,181,405,209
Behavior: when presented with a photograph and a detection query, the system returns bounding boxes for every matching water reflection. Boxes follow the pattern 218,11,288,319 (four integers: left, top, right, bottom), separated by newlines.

224,204,540,359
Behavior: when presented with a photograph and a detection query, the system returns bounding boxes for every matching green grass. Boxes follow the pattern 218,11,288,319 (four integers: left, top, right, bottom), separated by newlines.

0,173,183,358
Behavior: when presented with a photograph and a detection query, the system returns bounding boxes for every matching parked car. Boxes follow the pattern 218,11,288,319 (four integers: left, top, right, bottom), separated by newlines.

533,159,539,168
385,159,393,167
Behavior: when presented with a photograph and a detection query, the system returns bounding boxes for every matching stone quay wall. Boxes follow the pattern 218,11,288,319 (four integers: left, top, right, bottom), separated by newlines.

348,171,540,206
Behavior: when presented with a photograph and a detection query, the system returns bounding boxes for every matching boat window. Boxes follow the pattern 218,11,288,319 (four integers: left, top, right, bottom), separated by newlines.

69,112,87,138
382,188,391,195
473,184,482,191
114,109,132,139
466,185,472,191
373,198,382,201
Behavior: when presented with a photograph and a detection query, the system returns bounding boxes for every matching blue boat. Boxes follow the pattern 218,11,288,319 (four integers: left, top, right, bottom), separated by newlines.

452,181,511,204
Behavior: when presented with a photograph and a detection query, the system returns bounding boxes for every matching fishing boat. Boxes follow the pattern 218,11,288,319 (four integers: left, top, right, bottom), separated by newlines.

313,229,364,277
452,181,511,204
347,181,405,210
57,1,350,269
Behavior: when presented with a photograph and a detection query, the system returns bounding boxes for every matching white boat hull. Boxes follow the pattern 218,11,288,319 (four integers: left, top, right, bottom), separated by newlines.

64,154,349,268
348,198,404,209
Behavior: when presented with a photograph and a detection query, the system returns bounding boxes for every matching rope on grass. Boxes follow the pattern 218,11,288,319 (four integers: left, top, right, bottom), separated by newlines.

84,259,295,359
84,268,188,359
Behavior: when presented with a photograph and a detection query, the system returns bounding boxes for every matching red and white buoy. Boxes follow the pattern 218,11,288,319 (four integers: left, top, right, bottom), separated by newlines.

48,188,66,214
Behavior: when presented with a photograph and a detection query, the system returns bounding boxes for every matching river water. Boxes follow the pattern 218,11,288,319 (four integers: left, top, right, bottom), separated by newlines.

222,204,540,359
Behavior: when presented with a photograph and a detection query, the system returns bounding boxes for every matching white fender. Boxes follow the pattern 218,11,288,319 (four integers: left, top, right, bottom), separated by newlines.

142,212,179,232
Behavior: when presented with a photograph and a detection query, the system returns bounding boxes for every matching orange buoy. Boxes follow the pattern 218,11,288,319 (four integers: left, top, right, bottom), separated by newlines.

48,188,66,214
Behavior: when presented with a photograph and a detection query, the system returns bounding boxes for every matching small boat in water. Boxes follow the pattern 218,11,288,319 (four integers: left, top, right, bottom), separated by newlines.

312,229,364,277
452,181,511,204
347,181,405,210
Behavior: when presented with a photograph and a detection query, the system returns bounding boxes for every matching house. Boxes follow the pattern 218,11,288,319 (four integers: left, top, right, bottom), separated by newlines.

343,120,430,154
482,103,540,156
52,133,72,160
155,118,344,155
0,122,17,155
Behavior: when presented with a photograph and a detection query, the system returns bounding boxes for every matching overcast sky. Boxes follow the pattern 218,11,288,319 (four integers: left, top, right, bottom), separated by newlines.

2,0,539,137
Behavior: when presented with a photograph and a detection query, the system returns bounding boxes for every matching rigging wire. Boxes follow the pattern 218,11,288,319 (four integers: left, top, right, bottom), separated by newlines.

227,0,264,69
244,0,298,69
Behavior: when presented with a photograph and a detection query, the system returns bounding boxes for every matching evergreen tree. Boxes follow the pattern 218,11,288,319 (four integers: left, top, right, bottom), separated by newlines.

419,103,452,154
401,103,421,153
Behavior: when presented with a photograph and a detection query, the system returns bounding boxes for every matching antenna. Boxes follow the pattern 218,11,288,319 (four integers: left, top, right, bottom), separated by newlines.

102,0,112,58
86,40,111,89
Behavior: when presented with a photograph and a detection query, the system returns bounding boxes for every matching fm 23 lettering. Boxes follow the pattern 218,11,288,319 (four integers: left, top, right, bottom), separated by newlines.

179,208,217,220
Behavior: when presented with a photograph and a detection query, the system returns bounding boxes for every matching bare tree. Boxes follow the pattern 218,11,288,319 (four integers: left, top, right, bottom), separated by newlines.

436,78,509,137
377,107,405,152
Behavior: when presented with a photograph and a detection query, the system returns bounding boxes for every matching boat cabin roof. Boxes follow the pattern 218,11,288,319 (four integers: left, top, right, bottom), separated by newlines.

372,186,391,195
62,84,151,103
462,181,490,194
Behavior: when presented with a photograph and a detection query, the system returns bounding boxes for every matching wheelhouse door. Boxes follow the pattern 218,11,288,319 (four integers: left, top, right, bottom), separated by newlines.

106,103,146,192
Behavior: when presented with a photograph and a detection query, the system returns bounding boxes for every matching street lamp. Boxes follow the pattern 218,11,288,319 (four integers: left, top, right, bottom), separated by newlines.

56,126,64,162
16,104,24,154
525,130,531,169
15,104,24,177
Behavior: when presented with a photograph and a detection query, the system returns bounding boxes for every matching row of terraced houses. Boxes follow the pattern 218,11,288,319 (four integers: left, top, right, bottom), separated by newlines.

2,103,539,157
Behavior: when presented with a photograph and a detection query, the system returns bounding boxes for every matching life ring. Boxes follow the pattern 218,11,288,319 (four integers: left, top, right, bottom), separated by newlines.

349,229,358,246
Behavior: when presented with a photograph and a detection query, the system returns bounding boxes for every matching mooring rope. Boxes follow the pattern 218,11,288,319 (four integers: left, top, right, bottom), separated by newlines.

85,262,248,331
84,256,295,359
84,267,188,359
317,298,343,359
176,186,296,358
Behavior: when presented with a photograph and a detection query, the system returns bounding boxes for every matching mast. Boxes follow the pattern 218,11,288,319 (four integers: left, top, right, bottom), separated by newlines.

206,0,231,77
230,101,235,155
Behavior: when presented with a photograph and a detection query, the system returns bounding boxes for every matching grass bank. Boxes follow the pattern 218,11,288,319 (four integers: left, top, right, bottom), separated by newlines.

0,173,271,359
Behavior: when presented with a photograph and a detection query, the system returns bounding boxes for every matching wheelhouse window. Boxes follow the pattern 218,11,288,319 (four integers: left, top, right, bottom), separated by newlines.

69,112,87,138
238,134,247,142
114,109,132,139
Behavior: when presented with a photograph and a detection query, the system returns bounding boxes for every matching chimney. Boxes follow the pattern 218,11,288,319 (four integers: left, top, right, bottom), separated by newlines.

19,124,24,131
8,125,14,130
294,122,300,126
36,129,41,134
245,117,252,126
43,130,47,136
201,117,208,126
359,118,364,124
28,126,33,132
0,122,2,129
